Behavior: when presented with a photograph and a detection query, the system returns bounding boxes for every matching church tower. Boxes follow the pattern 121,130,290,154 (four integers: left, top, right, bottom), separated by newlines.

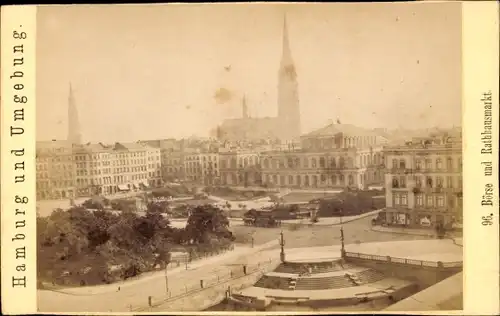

277,14,301,141
67,83,82,145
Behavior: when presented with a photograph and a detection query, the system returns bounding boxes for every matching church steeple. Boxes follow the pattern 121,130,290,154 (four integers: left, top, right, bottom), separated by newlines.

277,13,301,141
281,13,294,68
67,83,82,145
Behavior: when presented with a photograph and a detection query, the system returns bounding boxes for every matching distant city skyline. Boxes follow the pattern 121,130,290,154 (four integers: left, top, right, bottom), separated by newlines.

37,3,462,143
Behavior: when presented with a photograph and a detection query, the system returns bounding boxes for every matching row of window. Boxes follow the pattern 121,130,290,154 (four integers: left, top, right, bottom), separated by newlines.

217,156,372,170
220,156,259,169
390,156,462,171
148,171,161,177
147,156,160,161
393,193,463,208
185,162,218,168
76,177,113,186
392,175,463,189
302,136,380,150
185,155,219,161
260,173,357,187
164,167,183,174
36,180,73,188
37,163,72,171
261,156,354,170
37,172,73,179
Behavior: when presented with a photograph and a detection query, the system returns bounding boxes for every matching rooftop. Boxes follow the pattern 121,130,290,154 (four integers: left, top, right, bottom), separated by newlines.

302,123,385,138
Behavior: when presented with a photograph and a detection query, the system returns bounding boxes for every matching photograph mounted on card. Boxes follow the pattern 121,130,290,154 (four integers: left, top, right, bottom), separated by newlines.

33,3,466,313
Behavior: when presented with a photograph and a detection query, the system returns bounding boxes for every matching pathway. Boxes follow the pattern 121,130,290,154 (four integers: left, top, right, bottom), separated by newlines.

44,240,278,296
282,209,382,226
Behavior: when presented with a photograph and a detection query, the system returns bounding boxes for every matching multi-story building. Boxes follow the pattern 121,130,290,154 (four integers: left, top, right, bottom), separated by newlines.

112,142,150,193
184,150,202,183
219,149,261,186
184,150,220,185
259,123,386,189
74,142,162,197
36,140,76,200
383,133,463,227
162,150,185,182
199,152,220,186
146,145,162,187
73,143,114,196
139,138,186,184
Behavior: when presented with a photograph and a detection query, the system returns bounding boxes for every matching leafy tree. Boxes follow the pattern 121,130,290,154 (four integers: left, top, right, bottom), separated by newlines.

41,208,89,259
185,205,232,244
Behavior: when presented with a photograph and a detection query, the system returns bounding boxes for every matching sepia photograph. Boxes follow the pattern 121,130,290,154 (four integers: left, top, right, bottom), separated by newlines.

35,3,464,313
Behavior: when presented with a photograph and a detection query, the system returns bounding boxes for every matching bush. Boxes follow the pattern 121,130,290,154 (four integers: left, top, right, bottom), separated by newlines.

317,190,383,217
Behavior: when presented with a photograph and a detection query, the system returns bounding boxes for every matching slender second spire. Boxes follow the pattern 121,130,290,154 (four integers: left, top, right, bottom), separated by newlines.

242,94,249,118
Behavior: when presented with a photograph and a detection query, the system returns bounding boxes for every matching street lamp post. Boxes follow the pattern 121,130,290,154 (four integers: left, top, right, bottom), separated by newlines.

340,211,345,258
279,230,286,263
164,264,169,295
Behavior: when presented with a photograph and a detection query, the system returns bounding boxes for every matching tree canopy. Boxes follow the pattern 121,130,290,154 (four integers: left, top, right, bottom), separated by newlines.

38,203,234,286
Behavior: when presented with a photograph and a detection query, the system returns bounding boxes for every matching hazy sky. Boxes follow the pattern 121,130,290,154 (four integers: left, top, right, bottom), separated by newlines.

37,2,462,143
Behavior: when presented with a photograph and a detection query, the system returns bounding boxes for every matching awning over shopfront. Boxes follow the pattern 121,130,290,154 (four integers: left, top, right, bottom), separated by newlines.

117,184,129,191
132,183,138,189
141,180,149,188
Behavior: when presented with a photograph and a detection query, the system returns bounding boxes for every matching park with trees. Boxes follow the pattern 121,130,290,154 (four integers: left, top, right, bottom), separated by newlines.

37,203,234,287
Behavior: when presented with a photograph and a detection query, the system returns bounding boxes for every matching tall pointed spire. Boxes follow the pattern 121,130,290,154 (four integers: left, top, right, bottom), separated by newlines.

67,83,82,145
281,13,294,67
277,12,301,141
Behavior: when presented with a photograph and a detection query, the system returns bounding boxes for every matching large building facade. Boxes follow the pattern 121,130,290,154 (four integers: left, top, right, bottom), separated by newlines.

259,123,386,189
383,134,463,227
219,149,261,187
36,140,76,200
184,151,220,185
73,143,113,196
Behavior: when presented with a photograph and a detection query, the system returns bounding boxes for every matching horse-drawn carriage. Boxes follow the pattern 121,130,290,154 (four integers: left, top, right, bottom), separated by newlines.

243,209,281,228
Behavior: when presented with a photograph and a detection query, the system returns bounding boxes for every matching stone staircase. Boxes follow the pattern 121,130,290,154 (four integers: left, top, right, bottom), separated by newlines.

255,275,294,291
294,275,354,290
274,262,353,275
255,268,386,291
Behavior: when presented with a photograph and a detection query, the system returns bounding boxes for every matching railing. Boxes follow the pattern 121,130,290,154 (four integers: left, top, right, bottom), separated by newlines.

344,252,463,268
129,258,279,312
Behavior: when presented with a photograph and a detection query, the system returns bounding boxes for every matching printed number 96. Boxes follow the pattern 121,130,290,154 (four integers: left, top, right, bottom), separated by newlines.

482,214,494,226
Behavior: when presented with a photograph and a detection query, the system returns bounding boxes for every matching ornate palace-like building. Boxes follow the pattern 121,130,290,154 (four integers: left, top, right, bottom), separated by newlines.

218,123,387,190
